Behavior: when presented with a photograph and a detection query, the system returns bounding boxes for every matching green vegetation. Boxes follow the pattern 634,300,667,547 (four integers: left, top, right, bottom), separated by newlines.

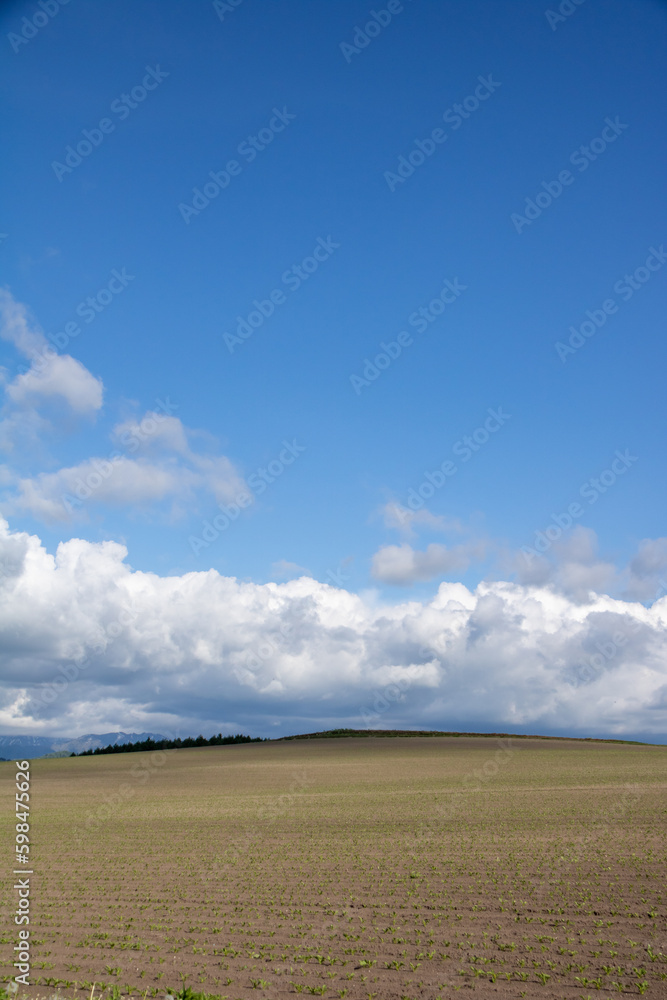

278,727,657,744
73,733,264,756
1,735,665,999
69,729,660,762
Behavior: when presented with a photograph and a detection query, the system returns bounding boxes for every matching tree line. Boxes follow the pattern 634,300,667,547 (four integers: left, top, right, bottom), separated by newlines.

72,733,265,756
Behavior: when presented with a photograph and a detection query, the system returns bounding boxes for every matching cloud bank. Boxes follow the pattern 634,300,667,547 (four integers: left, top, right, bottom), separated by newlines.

1,290,665,742
1,519,665,741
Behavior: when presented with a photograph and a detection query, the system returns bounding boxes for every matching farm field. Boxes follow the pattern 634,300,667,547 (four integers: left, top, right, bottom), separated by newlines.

1,735,666,1000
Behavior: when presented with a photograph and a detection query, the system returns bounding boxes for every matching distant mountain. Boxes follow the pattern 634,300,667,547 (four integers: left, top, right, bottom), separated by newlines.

0,731,166,760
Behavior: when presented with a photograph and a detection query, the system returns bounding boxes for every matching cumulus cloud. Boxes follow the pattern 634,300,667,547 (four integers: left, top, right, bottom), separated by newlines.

371,540,486,585
512,526,619,603
2,520,664,739
380,501,462,538
6,458,185,523
0,406,248,524
112,413,191,455
0,289,47,356
0,290,247,524
372,503,486,584
272,559,311,579
6,353,103,415
625,537,667,601
0,289,103,435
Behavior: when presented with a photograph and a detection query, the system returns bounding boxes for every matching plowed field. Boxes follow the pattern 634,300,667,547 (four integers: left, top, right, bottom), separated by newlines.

2,736,666,1000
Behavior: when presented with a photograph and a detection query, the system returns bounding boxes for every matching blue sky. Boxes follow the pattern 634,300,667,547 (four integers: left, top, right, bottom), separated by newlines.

1,0,666,741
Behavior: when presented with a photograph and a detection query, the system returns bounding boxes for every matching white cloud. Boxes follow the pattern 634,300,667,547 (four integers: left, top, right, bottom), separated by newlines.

272,559,311,579
3,520,664,739
0,407,248,524
625,537,667,601
112,414,190,455
185,453,248,505
371,540,486,585
513,526,619,603
0,288,46,356
6,353,103,415
0,288,103,427
6,458,184,523
380,501,462,538
0,289,246,521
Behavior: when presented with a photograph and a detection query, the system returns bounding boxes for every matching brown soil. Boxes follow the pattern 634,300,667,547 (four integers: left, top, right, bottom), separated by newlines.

1,736,666,1000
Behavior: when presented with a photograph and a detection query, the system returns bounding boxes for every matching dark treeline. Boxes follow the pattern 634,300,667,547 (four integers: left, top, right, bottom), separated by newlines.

73,733,264,756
